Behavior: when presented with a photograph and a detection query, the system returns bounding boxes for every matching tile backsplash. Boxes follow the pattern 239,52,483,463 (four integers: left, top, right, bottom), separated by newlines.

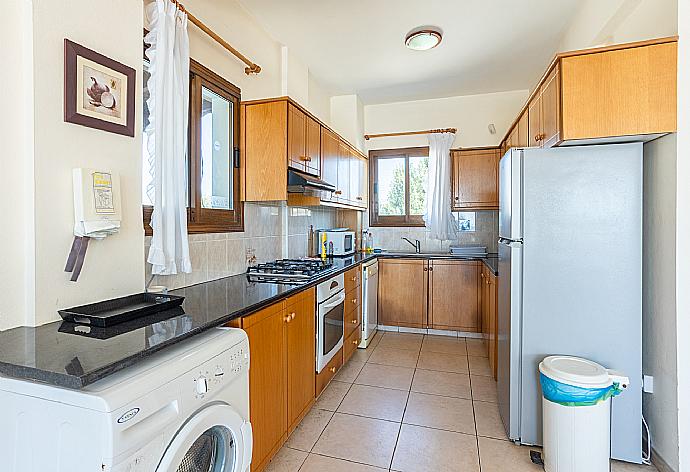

145,203,337,290
365,211,499,253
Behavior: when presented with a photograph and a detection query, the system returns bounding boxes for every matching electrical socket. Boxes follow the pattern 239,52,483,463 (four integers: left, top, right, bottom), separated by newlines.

643,375,654,394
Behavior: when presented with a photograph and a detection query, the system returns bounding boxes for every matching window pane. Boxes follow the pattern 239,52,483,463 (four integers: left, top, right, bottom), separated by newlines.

200,87,233,210
409,155,428,215
377,157,405,216
142,60,153,206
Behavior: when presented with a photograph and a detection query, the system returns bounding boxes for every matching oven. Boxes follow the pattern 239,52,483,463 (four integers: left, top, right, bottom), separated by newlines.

316,273,345,373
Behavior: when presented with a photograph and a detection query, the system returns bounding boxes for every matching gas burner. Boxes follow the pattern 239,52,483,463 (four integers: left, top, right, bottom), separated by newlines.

246,259,336,284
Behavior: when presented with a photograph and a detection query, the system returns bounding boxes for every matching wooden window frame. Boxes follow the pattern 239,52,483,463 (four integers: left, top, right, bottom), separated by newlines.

143,59,243,235
369,146,429,227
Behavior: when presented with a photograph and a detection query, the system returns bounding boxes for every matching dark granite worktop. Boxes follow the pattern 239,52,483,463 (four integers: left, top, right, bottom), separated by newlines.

0,252,496,389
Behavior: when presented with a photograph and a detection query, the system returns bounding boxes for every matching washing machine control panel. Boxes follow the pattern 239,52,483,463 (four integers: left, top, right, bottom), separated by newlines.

192,341,249,399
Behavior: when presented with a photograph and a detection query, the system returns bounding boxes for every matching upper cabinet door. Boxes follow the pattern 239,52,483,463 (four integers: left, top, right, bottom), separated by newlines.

288,103,306,171
540,65,561,148
451,148,500,210
358,156,368,208
320,128,339,191
349,150,360,205
517,111,529,148
336,142,351,201
305,117,321,176
528,93,542,147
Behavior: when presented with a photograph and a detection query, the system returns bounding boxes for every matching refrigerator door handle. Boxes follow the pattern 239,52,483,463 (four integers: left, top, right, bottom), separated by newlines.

498,237,523,246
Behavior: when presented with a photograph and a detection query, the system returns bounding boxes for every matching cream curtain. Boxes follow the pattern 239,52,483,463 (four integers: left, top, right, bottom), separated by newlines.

144,0,192,275
424,132,458,241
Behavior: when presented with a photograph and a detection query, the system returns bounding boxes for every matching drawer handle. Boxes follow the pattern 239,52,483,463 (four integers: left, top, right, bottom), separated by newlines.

352,340,358,345
352,298,358,304
299,156,312,162
329,366,337,373
351,319,358,324
351,276,357,282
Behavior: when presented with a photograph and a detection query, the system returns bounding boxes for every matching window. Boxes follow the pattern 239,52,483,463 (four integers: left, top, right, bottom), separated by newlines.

369,147,429,226
142,58,243,235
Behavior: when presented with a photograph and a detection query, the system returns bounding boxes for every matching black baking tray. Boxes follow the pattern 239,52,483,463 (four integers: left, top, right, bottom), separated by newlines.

58,292,185,327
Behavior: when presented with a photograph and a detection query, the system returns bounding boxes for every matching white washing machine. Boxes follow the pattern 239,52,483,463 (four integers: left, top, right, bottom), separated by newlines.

0,327,252,472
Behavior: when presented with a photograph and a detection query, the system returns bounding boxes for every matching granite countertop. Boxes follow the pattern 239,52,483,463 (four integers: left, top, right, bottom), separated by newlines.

0,252,496,389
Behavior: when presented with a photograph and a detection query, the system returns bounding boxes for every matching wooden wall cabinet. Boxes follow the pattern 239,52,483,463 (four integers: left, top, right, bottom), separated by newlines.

321,127,339,189
230,288,316,471
428,260,480,332
378,259,428,328
451,148,501,211
528,65,561,148
287,103,321,176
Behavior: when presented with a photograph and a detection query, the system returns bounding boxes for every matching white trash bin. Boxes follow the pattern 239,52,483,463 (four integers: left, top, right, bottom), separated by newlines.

539,356,629,472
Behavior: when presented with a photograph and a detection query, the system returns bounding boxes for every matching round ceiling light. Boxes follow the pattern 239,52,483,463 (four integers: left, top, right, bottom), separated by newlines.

405,27,443,51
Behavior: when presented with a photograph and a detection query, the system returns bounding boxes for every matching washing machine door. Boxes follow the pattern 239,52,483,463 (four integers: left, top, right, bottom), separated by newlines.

157,404,252,472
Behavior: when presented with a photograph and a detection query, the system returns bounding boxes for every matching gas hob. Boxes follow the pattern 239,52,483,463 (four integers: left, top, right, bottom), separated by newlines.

246,259,336,285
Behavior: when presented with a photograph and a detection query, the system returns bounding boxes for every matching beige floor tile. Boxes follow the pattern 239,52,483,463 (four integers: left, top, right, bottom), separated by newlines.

391,424,480,472
474,400,508,440
411,369,472,399
355,363,415,391
403,392,476,435
349,346,374,363
477,437,540,472
314,380,351,411
337,384,409,422
466,338,488,357
264,446,308,472
421,335,467,355
367,330,383,349
334,360,365,383
377,333,423,351
300,453,387,471
368,346,420,368
285,408,334,452
611,460,658,471
471,375,498,402
416,350,469,374
468,355,493,377
312,413,400,468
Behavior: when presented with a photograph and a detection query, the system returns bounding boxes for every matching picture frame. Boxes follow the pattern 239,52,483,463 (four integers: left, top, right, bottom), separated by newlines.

64,39,136,137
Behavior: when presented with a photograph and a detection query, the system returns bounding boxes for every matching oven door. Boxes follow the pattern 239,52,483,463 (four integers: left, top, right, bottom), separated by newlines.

316,289,345,373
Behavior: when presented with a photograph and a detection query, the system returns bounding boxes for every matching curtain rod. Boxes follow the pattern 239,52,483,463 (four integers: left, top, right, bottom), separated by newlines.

364,128,457,140
171,0,261,75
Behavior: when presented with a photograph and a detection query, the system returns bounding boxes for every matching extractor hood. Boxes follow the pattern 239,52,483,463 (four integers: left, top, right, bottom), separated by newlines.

287,169,336,194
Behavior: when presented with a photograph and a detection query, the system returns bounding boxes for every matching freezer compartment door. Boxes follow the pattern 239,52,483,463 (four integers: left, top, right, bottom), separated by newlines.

497,239,522,441
499,149,522,240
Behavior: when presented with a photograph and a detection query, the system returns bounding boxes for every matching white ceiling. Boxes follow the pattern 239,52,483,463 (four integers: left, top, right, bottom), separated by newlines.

238,0,582,104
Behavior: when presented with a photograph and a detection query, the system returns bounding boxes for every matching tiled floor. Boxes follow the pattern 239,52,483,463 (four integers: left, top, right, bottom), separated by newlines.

265,332,657,472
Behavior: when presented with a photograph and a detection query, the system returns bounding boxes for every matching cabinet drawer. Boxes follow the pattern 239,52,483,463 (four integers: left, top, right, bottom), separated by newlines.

344,266,361,293
315,347,343,397
344,301,362,340
344,328,361,364
345,285,360,312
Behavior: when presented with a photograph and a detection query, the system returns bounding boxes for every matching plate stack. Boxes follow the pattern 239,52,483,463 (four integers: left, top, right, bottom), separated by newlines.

449,245,488,257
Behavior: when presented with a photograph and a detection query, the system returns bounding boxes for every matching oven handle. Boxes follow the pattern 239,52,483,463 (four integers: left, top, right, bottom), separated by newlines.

320,291,345,311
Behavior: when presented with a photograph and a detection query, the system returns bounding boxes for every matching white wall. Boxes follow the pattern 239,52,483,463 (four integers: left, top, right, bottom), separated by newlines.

642,134,678,471
281,46,309,106
675,2,690,469
307,73,332,126
330,94,365,152
363,89,529,151
0,1,34,330
559,0,677,51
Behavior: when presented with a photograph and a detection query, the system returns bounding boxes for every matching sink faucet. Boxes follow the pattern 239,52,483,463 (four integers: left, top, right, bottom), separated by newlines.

401,237,421,253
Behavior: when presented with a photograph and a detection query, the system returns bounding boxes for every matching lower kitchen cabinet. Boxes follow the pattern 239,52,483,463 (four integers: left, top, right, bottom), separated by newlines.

229,288,316,472
428,260,480,332
378,259,428,328
480,266,499,380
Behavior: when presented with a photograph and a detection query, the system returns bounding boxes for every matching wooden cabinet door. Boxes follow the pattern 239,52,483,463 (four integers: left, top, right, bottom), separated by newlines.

451,148,500,210
517,111,529,148
359,156,368,208
336,141,351,201
378,259,428,328
487,272,498,379
305,117,321,176
540,65,561,148
242,302,287,472
528,94,542,147
288,104,307,172
349,150,360,205
480,268,489,336
285,288,316,432
429,260,480,332
507,127,518,150
321,128,339,200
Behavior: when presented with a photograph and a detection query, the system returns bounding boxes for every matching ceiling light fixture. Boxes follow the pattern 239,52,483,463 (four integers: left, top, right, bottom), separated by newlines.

405,27,443,51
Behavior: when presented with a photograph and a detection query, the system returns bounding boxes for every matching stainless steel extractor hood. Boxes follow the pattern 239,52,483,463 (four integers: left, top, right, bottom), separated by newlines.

287,169,336,194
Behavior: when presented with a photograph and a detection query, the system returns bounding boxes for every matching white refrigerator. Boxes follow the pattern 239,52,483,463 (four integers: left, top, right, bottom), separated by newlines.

497,144,643,463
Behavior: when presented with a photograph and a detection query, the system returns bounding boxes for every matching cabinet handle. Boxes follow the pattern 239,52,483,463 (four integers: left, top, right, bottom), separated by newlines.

351,276,357,281
454,196,459,200
481,272,485,279
352,340,359,345
290,312,296,320
352,298,357,304
284,315,292,323
329,367,337,373
334,190,343,195
356,196,363,200
351,319,358,324
534,134,540,142
299,156,312,162
424,267,428,272
429,267,434,272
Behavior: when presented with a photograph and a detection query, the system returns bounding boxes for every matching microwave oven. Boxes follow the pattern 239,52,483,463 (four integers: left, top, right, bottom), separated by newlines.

318,231,355,256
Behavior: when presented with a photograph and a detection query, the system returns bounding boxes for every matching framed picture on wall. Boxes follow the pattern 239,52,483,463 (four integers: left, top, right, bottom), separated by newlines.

64,39,136,137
